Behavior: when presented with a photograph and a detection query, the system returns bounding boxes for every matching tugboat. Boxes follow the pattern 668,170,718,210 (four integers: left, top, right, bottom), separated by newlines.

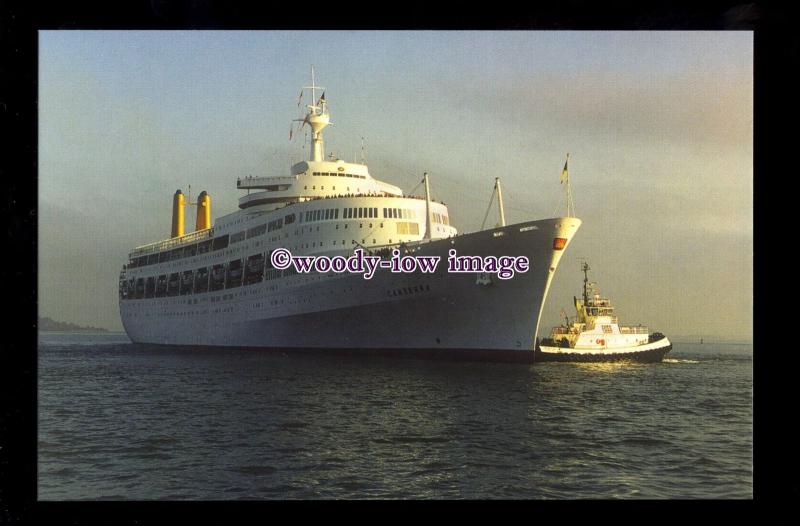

536,263,671,362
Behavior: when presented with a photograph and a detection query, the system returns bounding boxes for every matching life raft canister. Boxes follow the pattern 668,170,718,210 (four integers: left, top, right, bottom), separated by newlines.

596,339,605,346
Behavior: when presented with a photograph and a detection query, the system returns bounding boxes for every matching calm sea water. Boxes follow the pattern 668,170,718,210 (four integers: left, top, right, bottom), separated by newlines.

38,333,752,499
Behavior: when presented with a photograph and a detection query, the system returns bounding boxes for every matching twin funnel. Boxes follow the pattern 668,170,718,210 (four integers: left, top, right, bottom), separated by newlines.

171,189,211,238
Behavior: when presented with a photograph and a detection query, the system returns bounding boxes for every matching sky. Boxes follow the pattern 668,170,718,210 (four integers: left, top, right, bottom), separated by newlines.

38,31,753,341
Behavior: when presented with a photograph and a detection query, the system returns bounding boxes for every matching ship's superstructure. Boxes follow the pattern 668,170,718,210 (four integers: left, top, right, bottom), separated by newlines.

118,69,582,360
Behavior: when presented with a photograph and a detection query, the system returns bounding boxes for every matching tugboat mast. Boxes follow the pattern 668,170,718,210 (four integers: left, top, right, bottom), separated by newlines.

582,262,591,306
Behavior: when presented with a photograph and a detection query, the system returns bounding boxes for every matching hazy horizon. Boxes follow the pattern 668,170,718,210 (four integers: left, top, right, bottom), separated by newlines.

38,30,753,342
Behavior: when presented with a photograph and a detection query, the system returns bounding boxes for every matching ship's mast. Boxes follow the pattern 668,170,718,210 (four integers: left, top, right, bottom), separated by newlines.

297,65,330,162
582,262,591,306
495,177,506,227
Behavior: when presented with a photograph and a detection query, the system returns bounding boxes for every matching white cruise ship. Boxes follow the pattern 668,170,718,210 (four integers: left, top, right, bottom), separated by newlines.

118,71,582,361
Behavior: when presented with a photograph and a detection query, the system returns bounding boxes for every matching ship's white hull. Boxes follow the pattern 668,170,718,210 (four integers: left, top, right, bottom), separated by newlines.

120,217,580,356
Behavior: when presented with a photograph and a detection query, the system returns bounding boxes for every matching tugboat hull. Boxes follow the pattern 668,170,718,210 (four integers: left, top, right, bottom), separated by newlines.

535,336,672,363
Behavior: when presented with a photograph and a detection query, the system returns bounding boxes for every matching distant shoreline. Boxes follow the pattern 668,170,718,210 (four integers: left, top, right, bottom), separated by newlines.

38,316,111,333
38,329,125,334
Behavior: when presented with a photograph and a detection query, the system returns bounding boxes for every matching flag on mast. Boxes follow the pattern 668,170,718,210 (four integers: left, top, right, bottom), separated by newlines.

297,89,303,106
289,122,293,141
318,92,325,106
560,154,570,184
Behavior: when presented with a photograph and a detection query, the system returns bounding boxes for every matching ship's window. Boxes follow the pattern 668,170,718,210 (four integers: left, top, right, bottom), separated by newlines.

180,270,194,295
383,208,387,218
135,278,145,299
212,235,229,251
312,186,316,190
147,254,159,265
158,251,169,263
244,254,265,285
145,277,155,298
156,275,168,297
247,224,267,238
226,259,243,288
167,273,180,296
189,271,206,295
185,244,197,257
210,264,226,291
358,208,363,218
198,240,211,254
284,213,295,225
334,209,339,219
231,231,246,244
373,207,378,218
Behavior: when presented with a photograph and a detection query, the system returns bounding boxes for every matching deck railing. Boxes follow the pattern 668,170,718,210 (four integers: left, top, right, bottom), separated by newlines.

129,228,213,258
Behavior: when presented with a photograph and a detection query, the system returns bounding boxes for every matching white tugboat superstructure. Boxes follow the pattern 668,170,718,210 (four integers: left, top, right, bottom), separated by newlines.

536,263,672,362
118,69,582,361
